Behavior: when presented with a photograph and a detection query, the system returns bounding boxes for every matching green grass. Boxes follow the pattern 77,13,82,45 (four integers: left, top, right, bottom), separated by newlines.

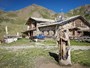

0,48,51,68
71,50,90,66
0,38,90,67
0,48,90,68
41,39,90,46
41,39,56,45
71,40,90,46
0,38,56,46
0,38,35,46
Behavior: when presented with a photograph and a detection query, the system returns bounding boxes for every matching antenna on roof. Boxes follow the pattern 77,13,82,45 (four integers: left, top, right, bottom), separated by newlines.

57,9,63,22
55,8,65,22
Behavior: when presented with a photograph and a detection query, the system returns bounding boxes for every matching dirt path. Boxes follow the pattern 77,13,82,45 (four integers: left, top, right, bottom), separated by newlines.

35,56,89,68
39,63,89,68
0,45,90,50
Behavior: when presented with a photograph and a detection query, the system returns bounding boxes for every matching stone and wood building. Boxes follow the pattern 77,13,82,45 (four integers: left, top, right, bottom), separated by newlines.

23,15,90,39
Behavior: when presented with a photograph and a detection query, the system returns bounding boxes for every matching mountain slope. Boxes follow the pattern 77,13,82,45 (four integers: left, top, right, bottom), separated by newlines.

66,4,90,22
15,4,56,19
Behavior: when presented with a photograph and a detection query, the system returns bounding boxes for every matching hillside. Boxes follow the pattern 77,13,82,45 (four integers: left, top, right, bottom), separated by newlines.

15,4,56,19
66,4,90,22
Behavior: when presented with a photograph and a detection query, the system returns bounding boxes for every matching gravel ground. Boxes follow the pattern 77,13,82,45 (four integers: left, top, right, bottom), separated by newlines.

0,44,90,51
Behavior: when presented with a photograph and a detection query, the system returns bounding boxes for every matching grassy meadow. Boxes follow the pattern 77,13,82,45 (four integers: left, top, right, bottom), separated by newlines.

0,48,90,68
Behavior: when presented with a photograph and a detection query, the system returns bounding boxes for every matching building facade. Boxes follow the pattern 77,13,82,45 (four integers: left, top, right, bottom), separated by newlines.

23,15,90,39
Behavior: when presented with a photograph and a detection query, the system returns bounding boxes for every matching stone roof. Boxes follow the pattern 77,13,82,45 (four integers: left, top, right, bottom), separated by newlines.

30,17,55,22
26,17,55,24
39,15,90,27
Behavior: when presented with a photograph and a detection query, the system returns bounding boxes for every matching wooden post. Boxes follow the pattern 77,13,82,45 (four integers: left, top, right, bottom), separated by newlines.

16,32,19,39
57,27,72,65
5,26,8,35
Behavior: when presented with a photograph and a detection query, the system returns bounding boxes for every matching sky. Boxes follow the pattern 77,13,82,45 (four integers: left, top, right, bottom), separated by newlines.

0,0,90,13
